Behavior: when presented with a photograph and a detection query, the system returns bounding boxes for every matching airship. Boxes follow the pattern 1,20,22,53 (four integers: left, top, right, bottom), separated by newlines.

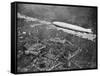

52,21,92,33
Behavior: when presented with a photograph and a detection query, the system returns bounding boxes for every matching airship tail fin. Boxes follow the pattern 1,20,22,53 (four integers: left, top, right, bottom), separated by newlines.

86,29,92,33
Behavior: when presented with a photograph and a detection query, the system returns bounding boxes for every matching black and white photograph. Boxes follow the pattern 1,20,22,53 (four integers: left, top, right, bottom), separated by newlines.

11,2,97,74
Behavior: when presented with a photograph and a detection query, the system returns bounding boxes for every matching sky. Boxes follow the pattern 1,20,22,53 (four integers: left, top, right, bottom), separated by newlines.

18,3,97,33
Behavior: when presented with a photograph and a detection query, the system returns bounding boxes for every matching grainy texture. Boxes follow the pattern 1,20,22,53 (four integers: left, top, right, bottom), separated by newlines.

17,3,97,73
